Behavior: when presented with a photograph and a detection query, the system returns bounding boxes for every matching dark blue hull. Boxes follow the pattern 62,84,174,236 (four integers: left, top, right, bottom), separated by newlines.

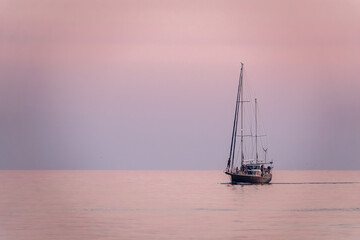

225,172,272,184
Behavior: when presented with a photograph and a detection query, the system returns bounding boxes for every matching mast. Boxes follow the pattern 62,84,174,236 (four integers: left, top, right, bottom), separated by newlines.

255,98,258,162
227,63,243,171
240,63,244,166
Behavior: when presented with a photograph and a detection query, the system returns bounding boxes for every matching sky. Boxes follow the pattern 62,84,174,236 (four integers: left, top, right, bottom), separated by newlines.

0,0,359,170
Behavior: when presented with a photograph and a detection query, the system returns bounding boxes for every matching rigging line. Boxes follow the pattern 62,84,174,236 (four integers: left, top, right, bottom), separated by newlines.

243,139,247,160
232,106,239,167
229,104,239,170
228,98,238,161
231,88,241,165
234,142,241,167
228,71,241,159
260,136,265,152
256,100,269,158
248,125,254,158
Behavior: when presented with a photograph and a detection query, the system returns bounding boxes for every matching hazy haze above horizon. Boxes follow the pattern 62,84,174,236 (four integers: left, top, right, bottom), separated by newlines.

0,0,359,170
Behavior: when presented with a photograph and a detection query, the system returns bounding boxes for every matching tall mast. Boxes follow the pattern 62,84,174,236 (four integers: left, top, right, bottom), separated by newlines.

227,63,243,171
240,63,244,166
255,98,258,162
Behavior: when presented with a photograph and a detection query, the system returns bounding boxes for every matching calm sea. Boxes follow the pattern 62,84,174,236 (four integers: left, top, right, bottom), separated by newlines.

0,171,359,240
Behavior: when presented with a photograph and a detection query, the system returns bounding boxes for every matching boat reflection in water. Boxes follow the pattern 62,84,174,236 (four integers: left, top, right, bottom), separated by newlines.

224,63,273,184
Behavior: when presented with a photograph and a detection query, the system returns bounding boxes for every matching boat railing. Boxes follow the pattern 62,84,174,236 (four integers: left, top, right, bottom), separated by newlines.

243,159,268,164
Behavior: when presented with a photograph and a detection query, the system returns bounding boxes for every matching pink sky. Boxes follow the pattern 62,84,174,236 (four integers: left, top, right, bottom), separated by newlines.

0,0,359,169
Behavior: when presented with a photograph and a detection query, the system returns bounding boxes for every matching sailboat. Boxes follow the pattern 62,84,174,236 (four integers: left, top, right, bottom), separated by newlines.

225,63,273,184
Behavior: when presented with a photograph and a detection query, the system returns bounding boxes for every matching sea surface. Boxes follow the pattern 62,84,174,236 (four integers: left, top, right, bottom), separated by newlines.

0,170,360,240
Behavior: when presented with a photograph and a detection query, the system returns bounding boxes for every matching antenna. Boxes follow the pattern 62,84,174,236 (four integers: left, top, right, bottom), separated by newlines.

255,98,258,162
262,147,268,162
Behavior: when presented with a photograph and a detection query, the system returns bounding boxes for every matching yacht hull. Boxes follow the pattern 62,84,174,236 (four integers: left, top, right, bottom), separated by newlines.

225,172,272,184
